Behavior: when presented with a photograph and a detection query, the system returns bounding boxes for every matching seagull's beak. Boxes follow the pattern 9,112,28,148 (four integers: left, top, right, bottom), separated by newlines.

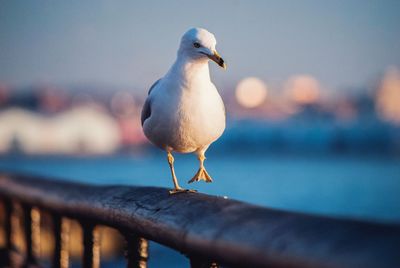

208,50,226,70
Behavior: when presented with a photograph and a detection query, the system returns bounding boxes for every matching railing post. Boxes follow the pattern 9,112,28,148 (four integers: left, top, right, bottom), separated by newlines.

22,205,40,267
52,215,70,268
124,234,148,268
81,222,100,268
189,256,219,268
4,199,22,268
4,199,14,267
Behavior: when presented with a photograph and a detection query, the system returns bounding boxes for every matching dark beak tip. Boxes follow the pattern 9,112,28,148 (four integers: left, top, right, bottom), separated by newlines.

218,58,226,69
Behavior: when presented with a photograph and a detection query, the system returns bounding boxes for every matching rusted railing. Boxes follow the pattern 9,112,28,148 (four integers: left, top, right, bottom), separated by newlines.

0,173,400,268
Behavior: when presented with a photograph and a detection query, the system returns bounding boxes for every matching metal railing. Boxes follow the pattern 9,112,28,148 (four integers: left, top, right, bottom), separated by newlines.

0,173,400,268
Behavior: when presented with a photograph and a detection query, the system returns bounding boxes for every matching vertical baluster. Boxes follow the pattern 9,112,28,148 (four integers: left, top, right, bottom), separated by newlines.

23,205,40,266
52,215,70,268
189,256,219,268
31,208,41,263
124,234,148,268
4,199,14,267
4,200,23,268
82,222,100,268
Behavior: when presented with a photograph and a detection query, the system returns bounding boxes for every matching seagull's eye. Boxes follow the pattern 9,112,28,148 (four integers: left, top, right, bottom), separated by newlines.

193,42,201,48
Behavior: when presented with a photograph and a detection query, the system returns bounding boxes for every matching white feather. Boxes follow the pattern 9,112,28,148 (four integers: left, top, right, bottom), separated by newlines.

142,28,226,154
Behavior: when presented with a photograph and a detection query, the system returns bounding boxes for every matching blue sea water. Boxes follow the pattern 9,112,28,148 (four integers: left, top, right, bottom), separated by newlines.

1,152,399,222
1,152,399,267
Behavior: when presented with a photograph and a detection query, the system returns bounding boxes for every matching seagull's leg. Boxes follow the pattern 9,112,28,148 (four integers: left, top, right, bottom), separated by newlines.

167,152,196,194
188,152,213,184
167,152,181,190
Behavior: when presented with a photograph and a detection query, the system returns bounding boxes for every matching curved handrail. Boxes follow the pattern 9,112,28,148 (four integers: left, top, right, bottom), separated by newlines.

0,173,399,268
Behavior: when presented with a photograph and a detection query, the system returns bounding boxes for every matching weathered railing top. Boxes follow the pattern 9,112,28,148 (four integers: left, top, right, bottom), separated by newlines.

0,173,400,268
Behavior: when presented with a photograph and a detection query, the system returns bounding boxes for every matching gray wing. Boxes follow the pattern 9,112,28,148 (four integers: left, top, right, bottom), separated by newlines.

141,79,161,126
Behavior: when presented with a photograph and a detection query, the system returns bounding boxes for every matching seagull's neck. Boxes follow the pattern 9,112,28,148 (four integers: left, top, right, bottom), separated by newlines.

167,55,211,87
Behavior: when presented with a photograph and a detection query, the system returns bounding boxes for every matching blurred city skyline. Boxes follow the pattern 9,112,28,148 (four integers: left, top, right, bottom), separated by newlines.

0,66,399,155
1,0,400,93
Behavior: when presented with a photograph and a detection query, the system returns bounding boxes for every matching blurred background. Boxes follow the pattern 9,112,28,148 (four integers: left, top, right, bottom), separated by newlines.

0,0,400,266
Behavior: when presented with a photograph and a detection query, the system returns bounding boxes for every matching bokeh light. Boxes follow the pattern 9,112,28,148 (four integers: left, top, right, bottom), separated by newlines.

111,91,136,117
376,67,400,125
235,77,268,108
286,75,320,105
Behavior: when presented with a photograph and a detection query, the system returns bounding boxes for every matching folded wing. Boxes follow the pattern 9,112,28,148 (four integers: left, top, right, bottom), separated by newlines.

141,79,161,126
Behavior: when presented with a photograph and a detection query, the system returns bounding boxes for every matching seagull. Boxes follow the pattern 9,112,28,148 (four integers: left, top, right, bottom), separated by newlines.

141,28,226,194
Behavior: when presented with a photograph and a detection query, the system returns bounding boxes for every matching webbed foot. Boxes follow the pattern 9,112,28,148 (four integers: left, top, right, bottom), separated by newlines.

188,168,213,184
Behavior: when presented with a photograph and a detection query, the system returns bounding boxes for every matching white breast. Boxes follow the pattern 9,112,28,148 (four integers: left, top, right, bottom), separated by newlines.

143,65,226,153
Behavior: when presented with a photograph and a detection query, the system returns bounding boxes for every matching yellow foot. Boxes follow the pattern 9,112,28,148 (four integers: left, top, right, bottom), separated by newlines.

169,188,197,195
188,168,213,184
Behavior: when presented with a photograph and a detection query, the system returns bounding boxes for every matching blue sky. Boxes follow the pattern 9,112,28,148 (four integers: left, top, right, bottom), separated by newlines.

1,0,399,93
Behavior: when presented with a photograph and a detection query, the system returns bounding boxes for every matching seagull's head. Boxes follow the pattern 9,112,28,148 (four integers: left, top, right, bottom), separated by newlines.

178,27,226,69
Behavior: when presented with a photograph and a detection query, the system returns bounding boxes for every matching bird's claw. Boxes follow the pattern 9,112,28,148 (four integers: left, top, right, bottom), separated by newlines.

169,188,197,195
